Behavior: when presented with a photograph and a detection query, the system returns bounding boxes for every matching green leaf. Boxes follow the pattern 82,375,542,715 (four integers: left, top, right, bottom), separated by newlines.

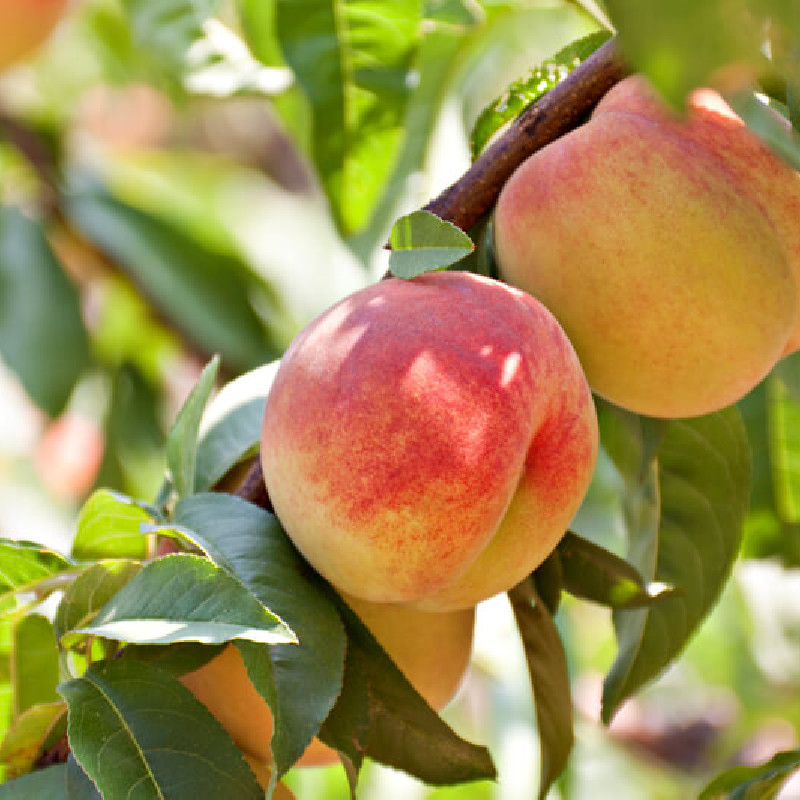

173,493,346,775
121,642,224,678
122,0,218,73
0,541,72,601
776,352,800,402
388,211,474,278
66,188,278,372
54,560,143,642
604,0,761,108
600,405,751,722
509,580,573,800
71,490,150,561
768,374,800,525
0,702,66,779
0,763,67,799
12,616,59,717
727,91,800,172
557,531,675,609
194,360,280,493
335,597,496,785
699,748,800,799
531,550,563,616
74,554,295,647
275,0,423,234
0,207,90,417
167,355,220,500
66,754,101,799
470,30,612,159
60,659,263,799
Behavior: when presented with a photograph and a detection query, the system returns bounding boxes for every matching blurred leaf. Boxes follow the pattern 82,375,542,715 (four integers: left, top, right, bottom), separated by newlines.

237,0,282,65
700,747,800,799
532,549,563,616
54,560,143,642
60,659,263,799
0,207,90,417
470,30,611,159
0,702,65,779
600,406,751,722
509,580,573,800
195,360,280,492
173,494,346,775
769,374,800,524
388,211,474,278
72,490,150,561
74,554,295,647
0,763,66,799
13,616,59,717
335,597,496,785
604,0,760,108
776,352,800,402
67,188,278,371
557,531,675,609
275,0,423,234
167,355,220,500
122,0,218,73
66,754,101,799
727,91,800,171
0,540,72,602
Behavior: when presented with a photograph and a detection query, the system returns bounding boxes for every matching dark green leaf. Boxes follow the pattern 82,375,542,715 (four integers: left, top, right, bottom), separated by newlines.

173,493,346,775
55,560,143,642
194,361,280,493
275,0,423,234
59,659,263,800
75,554,295,646
66,188,278,371
72,490,150,561
509,580,573,800
166,355,220,500
557,531,675,609
601,406,751,722
121,642,224,678
700,747,800,799
0,207,90,417
531,550,563,616
66,754,101,799
13,616,59,716
0,702,66,779
335,598,496,785
388,211,474,278
470,30,612,159
0,763,66,799
0,540,72,601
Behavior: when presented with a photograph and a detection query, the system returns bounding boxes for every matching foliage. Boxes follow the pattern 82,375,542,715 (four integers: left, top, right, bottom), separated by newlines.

0,1,799,798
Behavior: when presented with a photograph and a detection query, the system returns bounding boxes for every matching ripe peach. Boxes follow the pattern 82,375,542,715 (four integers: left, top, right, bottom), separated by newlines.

261,271,598,611
180,597,475,770
494,76,798,419
0,0,69,70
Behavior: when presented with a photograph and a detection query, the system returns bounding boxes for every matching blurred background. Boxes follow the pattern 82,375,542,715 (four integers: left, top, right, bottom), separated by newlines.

1,1,800,797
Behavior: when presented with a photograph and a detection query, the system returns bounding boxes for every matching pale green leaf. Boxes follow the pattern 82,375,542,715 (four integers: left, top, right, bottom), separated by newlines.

72,490,151,561
0,702,66,780
388,211,474,278
12,616,59,717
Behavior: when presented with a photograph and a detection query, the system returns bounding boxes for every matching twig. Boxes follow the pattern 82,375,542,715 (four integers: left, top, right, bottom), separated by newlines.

423,37,628,233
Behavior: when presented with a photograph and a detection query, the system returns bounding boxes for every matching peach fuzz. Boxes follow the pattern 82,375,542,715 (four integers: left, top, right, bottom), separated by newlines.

595,75,800,355
261,271,598,611
494,79,797,419
180,597,475,770
0,0,69,70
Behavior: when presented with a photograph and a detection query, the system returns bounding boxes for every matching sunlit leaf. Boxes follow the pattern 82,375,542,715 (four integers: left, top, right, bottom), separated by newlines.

74,554,295,647
12,616,59,717
0,540,72,602
700,747,800,799
0,702,65,780
388,210,474,278
72,490,150,561
275,0,423,234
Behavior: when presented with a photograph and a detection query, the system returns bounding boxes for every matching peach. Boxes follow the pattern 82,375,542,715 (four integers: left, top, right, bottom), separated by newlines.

261,271,598,611
0,0,69,70
494,75,798,419
180,597,475,770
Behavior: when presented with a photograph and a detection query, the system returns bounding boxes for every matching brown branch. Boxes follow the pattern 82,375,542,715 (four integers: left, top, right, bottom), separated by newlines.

423,37,629,233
